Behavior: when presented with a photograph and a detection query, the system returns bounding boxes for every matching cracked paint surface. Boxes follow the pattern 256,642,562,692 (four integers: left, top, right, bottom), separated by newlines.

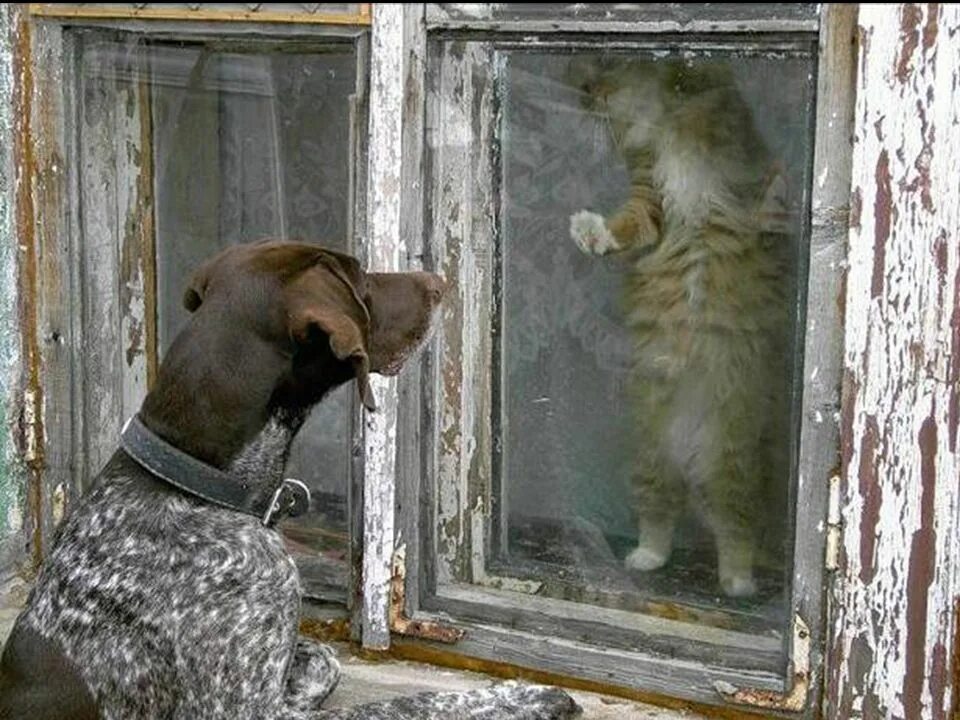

830,5,960,719
0,6,24,575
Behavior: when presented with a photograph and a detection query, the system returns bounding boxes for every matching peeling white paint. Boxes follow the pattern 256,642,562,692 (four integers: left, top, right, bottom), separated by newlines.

6,505,21,533
0,6,25,564
362,2,404,651
831,5,960,719
433,41,497,585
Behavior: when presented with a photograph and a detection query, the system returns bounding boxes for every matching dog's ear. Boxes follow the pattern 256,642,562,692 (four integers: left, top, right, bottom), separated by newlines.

290,309,377,411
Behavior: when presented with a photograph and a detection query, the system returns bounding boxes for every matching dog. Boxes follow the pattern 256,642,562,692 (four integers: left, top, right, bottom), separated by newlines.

0,241,579,719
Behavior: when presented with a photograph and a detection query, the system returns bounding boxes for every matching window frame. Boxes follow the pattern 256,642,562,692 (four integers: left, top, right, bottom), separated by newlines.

23,3,372,613
382,4,857,715
19,2,858,715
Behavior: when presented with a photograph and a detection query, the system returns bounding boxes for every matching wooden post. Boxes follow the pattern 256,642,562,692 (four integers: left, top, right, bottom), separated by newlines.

362,2,404,650
829,4,960,719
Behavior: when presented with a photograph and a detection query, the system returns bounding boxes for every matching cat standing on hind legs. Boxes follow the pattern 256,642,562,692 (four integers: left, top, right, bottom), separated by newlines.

567,56,792,598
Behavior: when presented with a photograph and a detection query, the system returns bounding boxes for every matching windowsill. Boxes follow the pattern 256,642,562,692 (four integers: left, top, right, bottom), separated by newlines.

0,578,696,719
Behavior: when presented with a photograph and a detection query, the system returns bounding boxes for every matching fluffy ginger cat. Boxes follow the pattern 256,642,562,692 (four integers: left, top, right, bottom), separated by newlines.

567,56,791,597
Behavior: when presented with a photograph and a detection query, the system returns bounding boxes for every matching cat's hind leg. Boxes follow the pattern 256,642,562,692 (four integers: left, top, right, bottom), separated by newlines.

626,383,684,573
692,399,766,598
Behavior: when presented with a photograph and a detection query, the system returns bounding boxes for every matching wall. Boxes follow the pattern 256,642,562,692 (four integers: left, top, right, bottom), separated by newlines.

829,3,960,719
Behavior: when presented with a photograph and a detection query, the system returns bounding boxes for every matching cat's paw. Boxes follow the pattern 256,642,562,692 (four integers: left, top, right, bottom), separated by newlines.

570,210,619,255
719,572,758,598
625,544,669,572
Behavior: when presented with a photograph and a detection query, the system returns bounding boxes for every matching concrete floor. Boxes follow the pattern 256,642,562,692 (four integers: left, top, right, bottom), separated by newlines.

0,577,692,719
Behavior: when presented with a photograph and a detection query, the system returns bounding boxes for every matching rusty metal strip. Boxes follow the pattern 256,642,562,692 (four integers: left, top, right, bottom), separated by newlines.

389,546,465,644
714,614,811,712
27,4,372,26
11,5,45,572
137,78,158,389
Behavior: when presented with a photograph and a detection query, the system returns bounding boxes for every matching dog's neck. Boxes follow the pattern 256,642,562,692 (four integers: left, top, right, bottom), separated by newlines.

139,324,325,489
223,415,296,489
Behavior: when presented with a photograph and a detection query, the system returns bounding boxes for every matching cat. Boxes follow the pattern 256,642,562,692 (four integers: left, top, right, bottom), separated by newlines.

566,56,792,598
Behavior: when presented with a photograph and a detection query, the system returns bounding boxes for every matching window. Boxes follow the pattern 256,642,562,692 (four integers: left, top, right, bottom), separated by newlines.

25,3,853,715
48,5,371,603
389,4,851,715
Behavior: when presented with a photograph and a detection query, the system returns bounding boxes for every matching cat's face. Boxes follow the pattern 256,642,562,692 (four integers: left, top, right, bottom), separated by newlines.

566,56,657,112
566,56,662,148
566,56,740,151
567,55,733,113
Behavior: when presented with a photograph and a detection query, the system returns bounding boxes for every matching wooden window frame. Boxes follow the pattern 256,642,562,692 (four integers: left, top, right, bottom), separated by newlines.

18,1,858,715
21,3,371,612
367,4,859,717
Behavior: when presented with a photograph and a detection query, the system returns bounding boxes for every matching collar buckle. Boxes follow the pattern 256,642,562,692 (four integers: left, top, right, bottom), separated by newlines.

262,478,311,526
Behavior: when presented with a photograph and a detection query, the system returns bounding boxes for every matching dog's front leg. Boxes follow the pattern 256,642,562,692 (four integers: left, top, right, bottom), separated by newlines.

279,637,342,717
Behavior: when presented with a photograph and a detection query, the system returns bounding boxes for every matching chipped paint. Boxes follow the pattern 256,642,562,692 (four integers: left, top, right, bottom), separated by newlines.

714,614,810,712
389,544,465,643
362,2,404,651
828,5,960,719
431,40,497,586
11,5,45,572
0,5,25,574
118,73,157,416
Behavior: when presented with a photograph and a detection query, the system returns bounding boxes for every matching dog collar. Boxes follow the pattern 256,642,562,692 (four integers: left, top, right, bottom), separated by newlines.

119,415,311,527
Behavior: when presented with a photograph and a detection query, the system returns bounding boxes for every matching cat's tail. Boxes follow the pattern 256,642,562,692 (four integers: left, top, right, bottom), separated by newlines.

315,681,581,719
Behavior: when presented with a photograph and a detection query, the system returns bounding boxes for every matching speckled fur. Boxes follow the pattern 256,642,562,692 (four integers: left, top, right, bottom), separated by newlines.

12,434,578,719
5,241,579,719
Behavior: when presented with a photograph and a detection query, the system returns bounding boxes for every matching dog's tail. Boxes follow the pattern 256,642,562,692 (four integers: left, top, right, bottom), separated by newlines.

316,681,581,719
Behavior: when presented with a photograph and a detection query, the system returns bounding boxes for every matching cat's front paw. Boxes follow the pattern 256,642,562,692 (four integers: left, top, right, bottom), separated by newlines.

570,210,619,255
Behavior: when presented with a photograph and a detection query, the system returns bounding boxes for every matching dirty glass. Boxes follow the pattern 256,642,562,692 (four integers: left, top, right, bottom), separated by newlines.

79,37,358,599
484,49,815,633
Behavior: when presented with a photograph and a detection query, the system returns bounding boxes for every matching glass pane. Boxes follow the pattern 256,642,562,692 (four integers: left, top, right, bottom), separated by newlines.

489,49,815,634
81,37,357,597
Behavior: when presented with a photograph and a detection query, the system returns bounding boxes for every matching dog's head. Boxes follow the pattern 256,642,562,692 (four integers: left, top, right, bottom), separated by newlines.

178,240,444,416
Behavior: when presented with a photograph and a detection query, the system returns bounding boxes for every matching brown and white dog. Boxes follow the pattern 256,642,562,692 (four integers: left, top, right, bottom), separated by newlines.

0,241,579,719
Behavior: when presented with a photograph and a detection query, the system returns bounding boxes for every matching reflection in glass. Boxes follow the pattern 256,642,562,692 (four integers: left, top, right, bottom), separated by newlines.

495,51,815,631
81,38,358,597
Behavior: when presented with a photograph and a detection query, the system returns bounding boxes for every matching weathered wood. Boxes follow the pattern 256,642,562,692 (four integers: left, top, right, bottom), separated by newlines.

394,618,785,709
347,31,369,644
77,32,119,485
776,4,858,717
0,4,26,575
828,5,960,719
28,3,372,26
395,3,428,621
361,1,404,650
77,34,153,486
116,53,157,414
27,20,75,558
430,583,781,668
424,3,819,34
428,38,497,586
